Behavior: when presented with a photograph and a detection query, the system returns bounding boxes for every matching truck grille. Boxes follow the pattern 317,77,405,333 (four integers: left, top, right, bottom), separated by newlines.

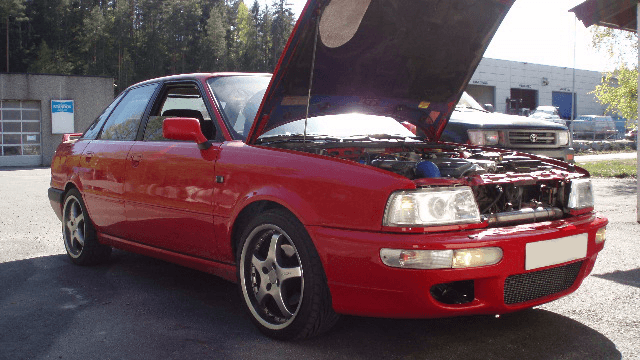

508,131,556,146
503,261,583,305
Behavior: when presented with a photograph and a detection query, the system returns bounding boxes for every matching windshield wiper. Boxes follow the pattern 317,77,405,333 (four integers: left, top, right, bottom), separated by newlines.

342,134,421,142
455,105,486,112
255,134,341,144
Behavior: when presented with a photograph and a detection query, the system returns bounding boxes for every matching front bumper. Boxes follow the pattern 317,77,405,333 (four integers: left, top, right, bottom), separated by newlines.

308,213,607,318
48,187,64,221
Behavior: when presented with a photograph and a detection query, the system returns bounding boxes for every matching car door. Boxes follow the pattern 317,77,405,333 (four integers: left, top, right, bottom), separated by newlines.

79,83,159,238
123,80,219,259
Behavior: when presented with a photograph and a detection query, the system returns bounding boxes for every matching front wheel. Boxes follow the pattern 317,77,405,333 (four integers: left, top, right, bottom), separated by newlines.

237,209,339,340
62,188,111,265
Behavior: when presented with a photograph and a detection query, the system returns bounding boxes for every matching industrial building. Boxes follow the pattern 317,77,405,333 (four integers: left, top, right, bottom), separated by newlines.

0,73,113,167
467,58,607,118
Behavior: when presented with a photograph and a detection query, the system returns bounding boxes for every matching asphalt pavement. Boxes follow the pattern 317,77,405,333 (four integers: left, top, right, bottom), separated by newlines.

0,168,638,360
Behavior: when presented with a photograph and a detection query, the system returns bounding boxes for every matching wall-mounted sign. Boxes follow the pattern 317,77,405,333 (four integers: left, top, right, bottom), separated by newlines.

472,80,489,85
51,100,74,134
559,87,572,92
519,84,532,89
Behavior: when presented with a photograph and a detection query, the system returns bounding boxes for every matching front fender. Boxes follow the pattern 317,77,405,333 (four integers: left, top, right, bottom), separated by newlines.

214,142,415,231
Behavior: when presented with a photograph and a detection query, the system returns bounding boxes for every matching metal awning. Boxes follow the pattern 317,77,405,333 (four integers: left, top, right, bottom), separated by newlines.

570,0,638,32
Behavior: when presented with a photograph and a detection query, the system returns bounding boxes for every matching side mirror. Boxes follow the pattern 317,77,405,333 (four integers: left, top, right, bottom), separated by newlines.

483,104,495,113
163,117,211,149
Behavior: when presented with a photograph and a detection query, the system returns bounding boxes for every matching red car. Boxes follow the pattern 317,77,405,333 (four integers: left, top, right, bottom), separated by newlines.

49,0,607,340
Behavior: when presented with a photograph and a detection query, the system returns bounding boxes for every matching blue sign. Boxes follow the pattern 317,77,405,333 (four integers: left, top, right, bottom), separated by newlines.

51,100,75,134
52,100,74,113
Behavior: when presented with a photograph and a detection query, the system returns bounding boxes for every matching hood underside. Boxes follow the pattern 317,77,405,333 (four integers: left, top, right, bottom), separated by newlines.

247,0,515,144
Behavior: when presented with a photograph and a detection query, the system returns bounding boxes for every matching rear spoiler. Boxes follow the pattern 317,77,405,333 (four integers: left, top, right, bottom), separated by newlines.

62,133,83,142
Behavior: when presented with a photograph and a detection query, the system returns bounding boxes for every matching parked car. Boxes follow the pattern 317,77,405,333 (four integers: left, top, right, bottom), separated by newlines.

48,0,607,340
529,106,566,125
440,93,574,162
572,115,617,139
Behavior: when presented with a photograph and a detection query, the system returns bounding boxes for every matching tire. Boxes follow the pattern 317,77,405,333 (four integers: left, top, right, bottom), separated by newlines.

237,209,339,340
62,188,112,265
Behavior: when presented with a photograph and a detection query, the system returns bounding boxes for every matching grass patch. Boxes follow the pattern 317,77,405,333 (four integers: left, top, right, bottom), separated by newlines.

577,159,637,178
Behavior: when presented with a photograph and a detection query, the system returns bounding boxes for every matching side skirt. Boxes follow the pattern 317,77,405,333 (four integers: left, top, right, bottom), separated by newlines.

98,233,237,283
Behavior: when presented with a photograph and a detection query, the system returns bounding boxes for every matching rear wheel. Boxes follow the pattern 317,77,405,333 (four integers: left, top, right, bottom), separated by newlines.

237,209,339,340
62,189,111,265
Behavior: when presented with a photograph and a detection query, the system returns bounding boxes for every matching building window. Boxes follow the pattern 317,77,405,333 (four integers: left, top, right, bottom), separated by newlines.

0,100,41,156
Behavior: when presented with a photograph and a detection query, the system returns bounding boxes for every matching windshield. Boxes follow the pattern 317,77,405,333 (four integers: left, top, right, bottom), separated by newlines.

207,75,271,139
455,92,484,110
260,113,417,140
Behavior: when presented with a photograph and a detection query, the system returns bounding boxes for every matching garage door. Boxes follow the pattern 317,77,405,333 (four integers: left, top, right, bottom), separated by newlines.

552,91,576,120
0,100,42,167
466,85,495,108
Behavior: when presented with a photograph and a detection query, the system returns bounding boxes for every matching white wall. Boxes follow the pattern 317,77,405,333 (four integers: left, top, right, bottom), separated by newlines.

470,58,607,116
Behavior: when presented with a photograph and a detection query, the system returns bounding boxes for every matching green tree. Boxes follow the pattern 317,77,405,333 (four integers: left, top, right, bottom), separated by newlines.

270,0,294,68
28,41,74,74
592,64,638,123
0,0,27,72
590,26,638,124
201,2,227,71
236,0,259,70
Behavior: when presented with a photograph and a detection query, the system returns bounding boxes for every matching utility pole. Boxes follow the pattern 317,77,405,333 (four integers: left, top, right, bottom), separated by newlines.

6,17,9,72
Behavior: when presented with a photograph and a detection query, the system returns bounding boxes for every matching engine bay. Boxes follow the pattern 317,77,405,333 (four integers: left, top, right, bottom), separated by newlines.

267,141,585,225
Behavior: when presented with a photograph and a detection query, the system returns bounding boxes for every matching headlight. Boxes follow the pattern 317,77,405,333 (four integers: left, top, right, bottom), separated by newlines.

567,179,594,210
383,187,481,227
468,130,502,146
557,130,570,146
380,247,503,269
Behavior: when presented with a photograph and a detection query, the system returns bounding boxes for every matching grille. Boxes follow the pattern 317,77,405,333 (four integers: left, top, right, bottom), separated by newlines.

504,261,583,305
508,131,556,146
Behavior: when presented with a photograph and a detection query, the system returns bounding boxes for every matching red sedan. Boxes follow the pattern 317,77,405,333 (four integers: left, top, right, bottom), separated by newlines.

49,0,607,340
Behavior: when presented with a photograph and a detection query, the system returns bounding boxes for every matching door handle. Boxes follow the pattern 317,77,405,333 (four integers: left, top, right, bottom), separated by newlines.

131,153,143,167
84,151,94,162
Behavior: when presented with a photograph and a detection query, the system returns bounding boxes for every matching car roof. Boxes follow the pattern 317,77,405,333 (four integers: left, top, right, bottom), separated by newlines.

129,73,272,88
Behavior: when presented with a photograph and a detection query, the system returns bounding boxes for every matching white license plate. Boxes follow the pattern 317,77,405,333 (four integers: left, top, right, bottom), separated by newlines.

525,233,588,270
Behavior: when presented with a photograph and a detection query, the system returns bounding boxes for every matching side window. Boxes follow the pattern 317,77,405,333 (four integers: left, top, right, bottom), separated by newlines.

99,83,158,141
82,91,126,140
144,84,215,141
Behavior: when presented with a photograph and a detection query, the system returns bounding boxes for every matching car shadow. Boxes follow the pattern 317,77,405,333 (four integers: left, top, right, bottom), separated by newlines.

593,268,640,289
601,180,637,196
0,251,621,360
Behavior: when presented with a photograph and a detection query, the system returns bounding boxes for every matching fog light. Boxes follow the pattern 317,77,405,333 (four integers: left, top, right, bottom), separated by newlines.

595,227,606,244
380,247,503,269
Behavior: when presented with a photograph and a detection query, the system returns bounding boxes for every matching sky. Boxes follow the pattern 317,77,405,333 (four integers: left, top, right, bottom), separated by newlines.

259,0,634,73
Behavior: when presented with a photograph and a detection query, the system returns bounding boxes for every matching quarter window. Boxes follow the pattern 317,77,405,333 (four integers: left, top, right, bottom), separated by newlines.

99,84,158,141
83,91,126,140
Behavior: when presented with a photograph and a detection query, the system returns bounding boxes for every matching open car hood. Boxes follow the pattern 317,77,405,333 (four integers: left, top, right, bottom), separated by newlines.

246,0,515,144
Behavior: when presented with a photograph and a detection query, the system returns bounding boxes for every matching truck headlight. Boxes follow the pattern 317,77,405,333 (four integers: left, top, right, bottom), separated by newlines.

567,179,594,210
558,130,570,146
468,130,502,146
383,187,481,227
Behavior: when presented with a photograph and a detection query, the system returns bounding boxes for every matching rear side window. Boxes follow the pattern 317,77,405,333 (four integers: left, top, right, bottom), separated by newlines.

99,83,158,141
82,92,126,140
